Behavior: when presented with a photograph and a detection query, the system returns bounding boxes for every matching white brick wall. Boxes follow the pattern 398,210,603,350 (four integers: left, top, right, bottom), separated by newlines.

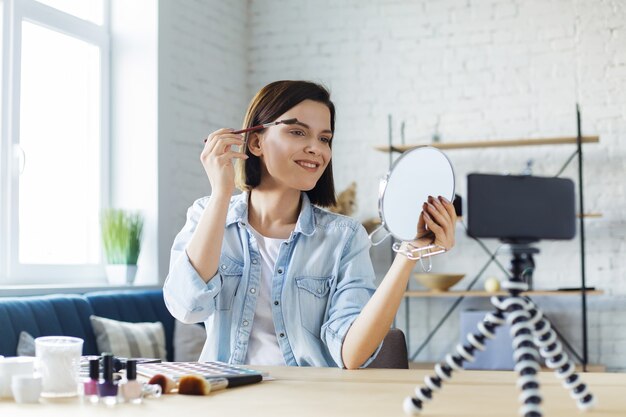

245,0,626,370
160,0,626,370
158,0,248,277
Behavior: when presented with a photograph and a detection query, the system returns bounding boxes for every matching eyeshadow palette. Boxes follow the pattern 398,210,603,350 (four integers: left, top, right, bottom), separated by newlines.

137,361,264,386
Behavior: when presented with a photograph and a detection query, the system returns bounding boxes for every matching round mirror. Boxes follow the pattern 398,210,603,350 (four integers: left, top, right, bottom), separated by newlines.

376,146,455,242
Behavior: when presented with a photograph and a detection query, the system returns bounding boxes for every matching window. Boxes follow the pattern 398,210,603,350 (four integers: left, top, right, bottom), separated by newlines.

1,0,109,284
33,0,103,24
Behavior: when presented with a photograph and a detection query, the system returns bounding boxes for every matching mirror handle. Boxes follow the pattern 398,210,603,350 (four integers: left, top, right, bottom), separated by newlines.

391,243,447,272
368,224,390,246
419,256,433,273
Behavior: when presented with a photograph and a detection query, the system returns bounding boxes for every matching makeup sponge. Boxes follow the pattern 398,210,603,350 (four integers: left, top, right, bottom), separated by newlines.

178,375,211,396
148,374,177,394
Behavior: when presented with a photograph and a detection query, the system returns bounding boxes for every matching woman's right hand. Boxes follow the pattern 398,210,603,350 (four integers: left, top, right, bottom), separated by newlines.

201,128,248,195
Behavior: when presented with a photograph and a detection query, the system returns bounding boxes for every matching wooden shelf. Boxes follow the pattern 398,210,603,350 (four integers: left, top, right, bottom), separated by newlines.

375,136,600,153
579,213,602,218
405,289,604,298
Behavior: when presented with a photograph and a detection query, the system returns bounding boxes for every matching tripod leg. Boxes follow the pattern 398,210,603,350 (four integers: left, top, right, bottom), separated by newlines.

525,299,595,411
492,295,543,417
403,308,505,415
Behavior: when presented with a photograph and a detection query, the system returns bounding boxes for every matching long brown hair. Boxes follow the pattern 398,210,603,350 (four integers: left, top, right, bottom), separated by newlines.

234,80,336,207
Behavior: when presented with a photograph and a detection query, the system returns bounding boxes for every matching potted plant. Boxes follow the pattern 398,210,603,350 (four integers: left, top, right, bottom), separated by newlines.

101,209,144,285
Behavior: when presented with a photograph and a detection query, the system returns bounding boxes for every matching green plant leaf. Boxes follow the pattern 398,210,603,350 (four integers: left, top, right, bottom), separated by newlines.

101,209,144,265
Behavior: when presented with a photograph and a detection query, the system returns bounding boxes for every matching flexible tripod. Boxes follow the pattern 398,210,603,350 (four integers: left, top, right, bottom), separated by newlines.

403,247,595,417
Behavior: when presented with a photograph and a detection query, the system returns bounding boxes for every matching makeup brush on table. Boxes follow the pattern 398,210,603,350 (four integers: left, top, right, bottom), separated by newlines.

178,375,229,395
203,118,299,143
148,373,177,394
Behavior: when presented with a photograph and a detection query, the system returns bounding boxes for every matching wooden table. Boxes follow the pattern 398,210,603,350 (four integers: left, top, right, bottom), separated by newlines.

1,366,625,416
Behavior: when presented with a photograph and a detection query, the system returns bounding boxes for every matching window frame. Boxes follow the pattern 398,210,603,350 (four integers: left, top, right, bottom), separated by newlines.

0,0,110,285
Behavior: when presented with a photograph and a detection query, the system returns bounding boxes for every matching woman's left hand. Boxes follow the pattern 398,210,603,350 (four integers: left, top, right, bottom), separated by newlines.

412,195,457,251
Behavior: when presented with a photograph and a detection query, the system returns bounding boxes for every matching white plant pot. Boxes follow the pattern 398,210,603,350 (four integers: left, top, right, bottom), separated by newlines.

105,264,138,285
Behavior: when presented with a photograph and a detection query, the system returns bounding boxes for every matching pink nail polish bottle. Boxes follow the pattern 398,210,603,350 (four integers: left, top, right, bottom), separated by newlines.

82,359,99,404
120,360,142,404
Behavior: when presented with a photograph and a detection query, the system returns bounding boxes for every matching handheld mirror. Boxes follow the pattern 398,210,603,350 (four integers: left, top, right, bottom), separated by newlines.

369,146,455,268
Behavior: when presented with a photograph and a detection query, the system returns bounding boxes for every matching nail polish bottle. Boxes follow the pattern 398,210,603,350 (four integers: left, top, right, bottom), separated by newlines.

82,359,99,404
119,360,142,404
97,353,118,405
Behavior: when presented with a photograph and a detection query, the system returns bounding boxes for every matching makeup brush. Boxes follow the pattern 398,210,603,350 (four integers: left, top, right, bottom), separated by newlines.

177,375,228,395
203,118,299,143
148,373,177,394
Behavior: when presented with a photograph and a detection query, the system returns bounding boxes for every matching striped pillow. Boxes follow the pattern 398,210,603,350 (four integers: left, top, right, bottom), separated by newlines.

90,315,167,360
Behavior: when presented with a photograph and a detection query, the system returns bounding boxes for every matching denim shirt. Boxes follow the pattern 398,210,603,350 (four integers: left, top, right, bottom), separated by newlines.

163,192,382,368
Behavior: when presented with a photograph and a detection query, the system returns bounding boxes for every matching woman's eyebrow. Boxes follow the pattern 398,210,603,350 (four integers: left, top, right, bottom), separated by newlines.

292,120,332,135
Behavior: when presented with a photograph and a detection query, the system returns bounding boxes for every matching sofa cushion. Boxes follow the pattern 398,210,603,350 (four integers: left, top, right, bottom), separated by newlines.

173,321,205,362
90,315,167,359
16,331,36,356
0,294,97,357
84,290,175,361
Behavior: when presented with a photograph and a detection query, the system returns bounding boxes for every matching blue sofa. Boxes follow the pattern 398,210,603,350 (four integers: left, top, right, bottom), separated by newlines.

0,289,175,361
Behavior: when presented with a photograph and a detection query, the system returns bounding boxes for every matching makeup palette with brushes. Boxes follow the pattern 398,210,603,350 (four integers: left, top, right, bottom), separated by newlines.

203,118,299,143
138,361,264,388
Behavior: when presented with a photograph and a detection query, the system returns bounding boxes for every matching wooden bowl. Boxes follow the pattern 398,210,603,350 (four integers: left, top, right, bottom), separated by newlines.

414,273,465,292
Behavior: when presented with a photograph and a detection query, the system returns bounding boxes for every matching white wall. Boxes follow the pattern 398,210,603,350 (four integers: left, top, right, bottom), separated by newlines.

110,0,158,285
159,0,626,369
158,0,249,279
246,0,626,370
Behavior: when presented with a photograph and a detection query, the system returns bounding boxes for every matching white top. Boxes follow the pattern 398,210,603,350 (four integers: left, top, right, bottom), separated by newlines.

244,227,287,366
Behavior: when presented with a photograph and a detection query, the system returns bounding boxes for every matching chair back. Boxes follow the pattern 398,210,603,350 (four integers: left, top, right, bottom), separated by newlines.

367,328,409,369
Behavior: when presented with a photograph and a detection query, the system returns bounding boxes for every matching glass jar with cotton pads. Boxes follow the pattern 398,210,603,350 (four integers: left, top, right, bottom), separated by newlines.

35,336,84,397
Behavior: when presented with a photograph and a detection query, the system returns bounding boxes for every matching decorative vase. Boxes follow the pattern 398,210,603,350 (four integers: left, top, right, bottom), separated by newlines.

104,264,138,285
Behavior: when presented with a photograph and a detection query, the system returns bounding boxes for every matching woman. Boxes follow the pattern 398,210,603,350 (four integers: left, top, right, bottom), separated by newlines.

163,80,456,369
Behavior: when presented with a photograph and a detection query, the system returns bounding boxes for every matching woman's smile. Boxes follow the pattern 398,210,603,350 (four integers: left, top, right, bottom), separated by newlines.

295,159,321,172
